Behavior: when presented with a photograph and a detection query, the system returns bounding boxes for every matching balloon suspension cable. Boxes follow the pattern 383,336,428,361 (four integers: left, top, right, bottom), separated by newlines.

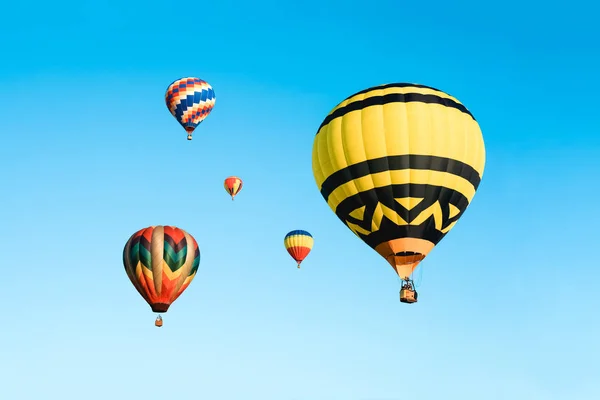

401,277,414,290
413,266,424,288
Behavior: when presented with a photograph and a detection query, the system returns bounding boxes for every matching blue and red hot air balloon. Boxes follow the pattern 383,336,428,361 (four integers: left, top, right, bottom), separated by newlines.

284,230,314,268
165,77,216,140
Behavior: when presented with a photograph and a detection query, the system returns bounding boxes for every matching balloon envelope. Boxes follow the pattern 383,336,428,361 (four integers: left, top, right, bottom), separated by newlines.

165,77,216,139
284,230,314,266
312,83,485,279
123,225,200,313
224,176,243,200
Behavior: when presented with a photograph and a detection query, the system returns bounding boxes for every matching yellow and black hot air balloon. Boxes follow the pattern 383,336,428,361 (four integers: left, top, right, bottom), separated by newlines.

312,83,485,303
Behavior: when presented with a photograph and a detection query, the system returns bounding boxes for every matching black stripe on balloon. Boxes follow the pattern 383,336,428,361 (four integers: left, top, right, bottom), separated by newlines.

343,83,447,100
139,235,152,253
164,233,187,253
320,155,481,202
317,92,475,133
333,184,470,248
138,235,153,270
123,237,140,268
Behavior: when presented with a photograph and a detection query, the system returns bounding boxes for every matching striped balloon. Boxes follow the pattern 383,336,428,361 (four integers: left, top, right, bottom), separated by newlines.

165,77,216,140
123,226,200,314
312,83,485,286
224,176,243,200
284,230,314,268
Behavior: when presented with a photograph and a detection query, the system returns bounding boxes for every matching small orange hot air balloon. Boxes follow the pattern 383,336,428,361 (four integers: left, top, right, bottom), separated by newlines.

224,176,243,201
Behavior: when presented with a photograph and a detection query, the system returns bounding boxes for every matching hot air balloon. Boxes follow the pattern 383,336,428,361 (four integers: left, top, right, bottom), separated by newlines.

284,230,314,268
165,77,216,140
312,83,485,303
123,225,200,326
224,176,243,200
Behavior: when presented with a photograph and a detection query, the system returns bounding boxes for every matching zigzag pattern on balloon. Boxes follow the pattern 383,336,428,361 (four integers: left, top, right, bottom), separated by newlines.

335,183,469,250
165,77,216,130
123,226,200,313
180,101,214,126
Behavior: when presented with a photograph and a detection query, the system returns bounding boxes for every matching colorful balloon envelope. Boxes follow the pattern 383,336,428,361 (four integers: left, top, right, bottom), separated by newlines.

123,225,200,325
312,83,485,291
284,230,314,268
224,176,243,200
165,77,216,140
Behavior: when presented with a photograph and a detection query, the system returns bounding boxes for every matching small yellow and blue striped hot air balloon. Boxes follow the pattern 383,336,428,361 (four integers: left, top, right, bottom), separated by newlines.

165,77,216,140
224,176,243,201
284,230,314,268
123,225,200,326
312,83,485,303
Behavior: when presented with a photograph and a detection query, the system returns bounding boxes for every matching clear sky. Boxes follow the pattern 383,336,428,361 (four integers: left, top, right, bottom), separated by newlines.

1,1,599,399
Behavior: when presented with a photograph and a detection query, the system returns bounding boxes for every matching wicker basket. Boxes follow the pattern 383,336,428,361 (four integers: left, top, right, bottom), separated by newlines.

400,288,418,303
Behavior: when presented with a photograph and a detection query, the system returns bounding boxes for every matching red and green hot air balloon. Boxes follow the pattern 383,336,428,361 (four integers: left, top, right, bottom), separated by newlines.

123,225,200,327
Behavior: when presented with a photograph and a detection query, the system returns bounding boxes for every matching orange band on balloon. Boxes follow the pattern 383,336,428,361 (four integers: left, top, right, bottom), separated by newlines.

375,238,435,258
375,238,436,279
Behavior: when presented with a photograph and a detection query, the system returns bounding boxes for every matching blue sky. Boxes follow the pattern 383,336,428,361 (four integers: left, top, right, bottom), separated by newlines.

1,1,599,399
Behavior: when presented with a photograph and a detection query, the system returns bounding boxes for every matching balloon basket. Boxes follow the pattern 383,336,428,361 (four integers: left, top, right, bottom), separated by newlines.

400,288,418,303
